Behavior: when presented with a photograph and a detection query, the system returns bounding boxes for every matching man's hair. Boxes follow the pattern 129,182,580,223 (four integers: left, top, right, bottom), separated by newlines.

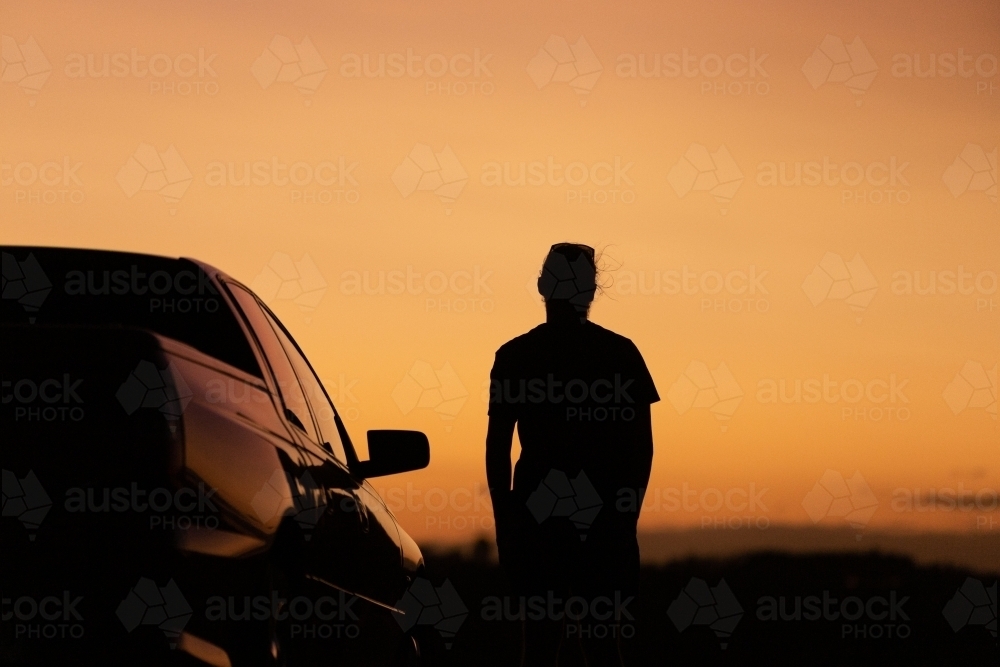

537,243,598,312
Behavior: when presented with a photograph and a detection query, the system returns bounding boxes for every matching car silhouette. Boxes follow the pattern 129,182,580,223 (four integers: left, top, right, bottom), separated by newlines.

2,246,433,666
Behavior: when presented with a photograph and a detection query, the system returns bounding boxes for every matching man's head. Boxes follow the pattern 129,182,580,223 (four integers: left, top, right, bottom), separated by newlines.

537,243,598,316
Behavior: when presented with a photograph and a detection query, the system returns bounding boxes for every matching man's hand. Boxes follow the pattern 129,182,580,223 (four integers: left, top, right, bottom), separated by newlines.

491,492,520,573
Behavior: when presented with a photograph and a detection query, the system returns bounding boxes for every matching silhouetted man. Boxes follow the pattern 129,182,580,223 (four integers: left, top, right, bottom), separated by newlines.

487,243,659,666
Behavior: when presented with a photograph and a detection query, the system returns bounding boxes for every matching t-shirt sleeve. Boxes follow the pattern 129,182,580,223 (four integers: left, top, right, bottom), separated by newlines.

625,340,660,405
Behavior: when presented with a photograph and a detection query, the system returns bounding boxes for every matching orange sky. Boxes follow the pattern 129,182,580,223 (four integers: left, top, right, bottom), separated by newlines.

3,0,997,544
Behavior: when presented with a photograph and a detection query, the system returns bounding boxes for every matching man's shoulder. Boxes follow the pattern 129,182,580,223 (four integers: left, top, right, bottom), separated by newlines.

493,322,642,365
494,324,547,357
584,322,640,352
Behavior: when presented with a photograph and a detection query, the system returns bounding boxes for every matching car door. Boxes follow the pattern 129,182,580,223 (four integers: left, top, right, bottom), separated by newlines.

253,299,406,608
226,282,403,604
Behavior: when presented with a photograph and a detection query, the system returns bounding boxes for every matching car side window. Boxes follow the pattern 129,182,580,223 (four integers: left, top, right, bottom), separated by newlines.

226,283,319,443
260,305,348,464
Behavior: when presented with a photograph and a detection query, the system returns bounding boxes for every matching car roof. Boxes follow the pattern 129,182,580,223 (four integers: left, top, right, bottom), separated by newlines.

1,245,229,282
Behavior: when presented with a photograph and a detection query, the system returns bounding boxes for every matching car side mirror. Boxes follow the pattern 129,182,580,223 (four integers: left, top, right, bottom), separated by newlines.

351,430,430,479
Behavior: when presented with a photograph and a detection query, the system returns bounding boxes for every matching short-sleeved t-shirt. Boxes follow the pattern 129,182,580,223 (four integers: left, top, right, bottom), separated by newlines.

489,321,659,496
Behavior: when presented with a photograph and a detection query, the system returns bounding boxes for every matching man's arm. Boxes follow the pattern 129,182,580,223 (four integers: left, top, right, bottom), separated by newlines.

635,403,654,492
486,413,519,571
622,404,654,519
485,412,517,518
